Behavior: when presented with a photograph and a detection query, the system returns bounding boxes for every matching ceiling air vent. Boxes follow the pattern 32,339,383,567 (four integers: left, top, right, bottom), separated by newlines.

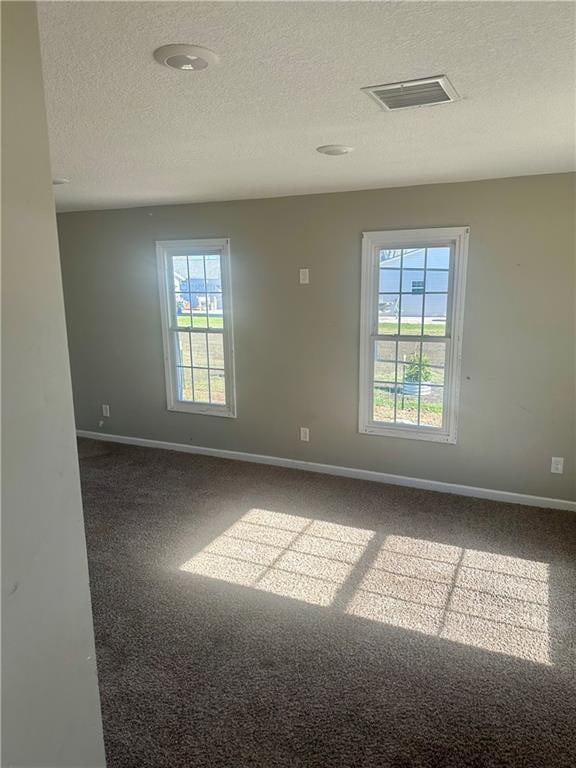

362,75,459,111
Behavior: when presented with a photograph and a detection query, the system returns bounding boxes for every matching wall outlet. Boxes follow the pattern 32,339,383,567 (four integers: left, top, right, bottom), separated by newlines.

102,404,110,417
300,427,310,442
551,457,564,474
299,268,310,285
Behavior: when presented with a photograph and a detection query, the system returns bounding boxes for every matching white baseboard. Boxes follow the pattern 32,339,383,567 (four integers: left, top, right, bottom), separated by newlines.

76,430,575,512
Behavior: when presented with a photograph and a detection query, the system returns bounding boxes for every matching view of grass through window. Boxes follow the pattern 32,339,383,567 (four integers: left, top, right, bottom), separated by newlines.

171,251,226,405
374,246,451,428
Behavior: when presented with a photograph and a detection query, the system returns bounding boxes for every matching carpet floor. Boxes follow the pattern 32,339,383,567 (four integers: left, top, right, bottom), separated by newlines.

78,439,576,768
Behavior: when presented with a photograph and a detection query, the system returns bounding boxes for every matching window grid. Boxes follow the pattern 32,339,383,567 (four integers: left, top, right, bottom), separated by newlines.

375,246,450,430
391,250,403,421
158,239,236,418
360,228,468,443
169,252,228,406
202,255,211,402
416,248,427,426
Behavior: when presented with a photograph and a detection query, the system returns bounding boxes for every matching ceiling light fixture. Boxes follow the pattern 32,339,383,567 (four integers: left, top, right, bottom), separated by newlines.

153,44,219,71
316,145,354,156
52,177,70,185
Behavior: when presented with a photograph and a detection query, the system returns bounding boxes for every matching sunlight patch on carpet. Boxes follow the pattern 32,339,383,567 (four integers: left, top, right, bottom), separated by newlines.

179,509,373,606
180,514,551,664
347,536,551,665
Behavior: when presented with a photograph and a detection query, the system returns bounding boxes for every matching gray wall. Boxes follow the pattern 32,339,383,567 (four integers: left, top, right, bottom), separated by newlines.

1,3,106,766
58,174,575,502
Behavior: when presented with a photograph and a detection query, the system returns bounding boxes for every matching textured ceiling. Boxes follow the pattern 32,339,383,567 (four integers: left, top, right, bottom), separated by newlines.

38,1,576,211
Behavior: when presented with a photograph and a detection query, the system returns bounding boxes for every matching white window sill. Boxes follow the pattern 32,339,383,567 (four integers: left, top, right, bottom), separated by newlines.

168,402,237,418
360,423,456,444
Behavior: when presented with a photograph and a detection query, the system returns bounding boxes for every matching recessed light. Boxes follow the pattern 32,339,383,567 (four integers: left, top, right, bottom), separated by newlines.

153,44,219,71
52,177,70,185
316,145,354,156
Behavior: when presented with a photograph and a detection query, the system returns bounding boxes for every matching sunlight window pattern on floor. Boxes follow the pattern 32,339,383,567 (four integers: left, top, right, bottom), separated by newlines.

180,509,374,607
180,512,551,664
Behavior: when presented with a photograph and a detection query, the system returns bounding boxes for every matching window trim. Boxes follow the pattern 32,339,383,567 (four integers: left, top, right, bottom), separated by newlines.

358,227,469,443
156,238,237,418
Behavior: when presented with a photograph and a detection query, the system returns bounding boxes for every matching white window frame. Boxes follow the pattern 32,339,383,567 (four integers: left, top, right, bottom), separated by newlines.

157,238,237,418
359,227,469,443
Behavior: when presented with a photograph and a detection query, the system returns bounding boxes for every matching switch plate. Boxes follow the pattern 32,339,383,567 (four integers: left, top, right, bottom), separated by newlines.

299,268,310,285
551,457,564,474
102,404,110,417
300,427,310,442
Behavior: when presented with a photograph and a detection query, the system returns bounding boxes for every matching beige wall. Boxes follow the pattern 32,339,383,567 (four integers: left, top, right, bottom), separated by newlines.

58,174,575,502
1,3,106,766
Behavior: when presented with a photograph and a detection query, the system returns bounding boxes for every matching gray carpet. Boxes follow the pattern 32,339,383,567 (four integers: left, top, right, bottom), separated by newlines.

78,439,576,768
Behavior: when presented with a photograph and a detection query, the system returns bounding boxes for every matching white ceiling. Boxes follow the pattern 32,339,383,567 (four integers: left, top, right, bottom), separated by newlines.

38,1,576,212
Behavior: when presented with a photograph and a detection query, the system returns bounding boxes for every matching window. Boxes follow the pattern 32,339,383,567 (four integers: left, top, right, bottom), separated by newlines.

359,227,468,443
157,239,236,417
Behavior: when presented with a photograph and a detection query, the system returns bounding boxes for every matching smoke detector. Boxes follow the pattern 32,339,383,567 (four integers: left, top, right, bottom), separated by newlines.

153,44,219,71
362,75,459,111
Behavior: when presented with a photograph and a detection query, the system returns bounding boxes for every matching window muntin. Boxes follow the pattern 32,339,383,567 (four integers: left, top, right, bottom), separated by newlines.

157,239,236,417
359,228,468,443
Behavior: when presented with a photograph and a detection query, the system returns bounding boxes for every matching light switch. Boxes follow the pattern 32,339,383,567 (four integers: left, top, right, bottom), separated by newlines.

299,268,310,285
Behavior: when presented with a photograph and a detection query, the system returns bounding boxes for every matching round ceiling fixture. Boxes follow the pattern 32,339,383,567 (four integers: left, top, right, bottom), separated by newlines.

316,144,354,156
153,44,219,71
52,177,70,185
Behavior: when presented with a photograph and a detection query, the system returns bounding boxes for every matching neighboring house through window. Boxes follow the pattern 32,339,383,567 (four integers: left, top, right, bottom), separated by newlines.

359,227,469,443
157,238,236,417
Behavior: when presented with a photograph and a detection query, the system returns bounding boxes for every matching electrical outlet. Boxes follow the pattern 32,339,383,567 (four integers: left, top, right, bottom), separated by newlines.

300,427,310,442
299,268,310,285
551,457,564,474
102,404,110,417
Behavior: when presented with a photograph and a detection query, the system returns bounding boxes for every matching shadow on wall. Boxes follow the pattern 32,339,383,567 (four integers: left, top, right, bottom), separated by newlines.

177,508,574,671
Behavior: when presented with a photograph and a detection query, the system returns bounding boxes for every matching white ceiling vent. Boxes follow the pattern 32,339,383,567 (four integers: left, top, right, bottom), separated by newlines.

362,76,459,111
